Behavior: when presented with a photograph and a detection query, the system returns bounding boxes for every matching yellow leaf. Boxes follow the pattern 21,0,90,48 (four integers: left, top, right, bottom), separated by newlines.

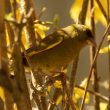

53,14,60,26
107,35,110,41
0,86,5,102
21,30,29,49
5,26,10,46
53,80,62,88
100,102,107,110
80,78,88,87
95,0,107,26
34,23,49,39
22,22,50,49
99,45,110,53
75,106,80,110
73,78,90,104
56,95,62,105
5,13,13,21
70,0,82,23
47,86,51,92
13,103,18,110
16,0,20,3
70,0,107,26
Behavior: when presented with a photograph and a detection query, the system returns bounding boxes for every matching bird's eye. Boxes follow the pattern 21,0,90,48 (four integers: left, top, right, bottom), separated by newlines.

86,29,94,38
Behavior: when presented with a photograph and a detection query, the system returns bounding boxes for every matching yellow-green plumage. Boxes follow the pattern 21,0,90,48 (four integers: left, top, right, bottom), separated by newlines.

23,24,95,74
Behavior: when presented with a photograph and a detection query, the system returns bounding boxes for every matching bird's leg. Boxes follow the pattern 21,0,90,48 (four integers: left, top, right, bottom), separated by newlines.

44,68,67,87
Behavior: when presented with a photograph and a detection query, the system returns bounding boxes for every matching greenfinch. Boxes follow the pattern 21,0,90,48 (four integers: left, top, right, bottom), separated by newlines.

23,24,96,74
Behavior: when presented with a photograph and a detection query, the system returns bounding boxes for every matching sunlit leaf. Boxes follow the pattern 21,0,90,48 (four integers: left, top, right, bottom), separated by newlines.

70,0,83,24
5,26,10,46
16,0,20,3
16,8,22,21
94,0,107,26
34,23,49,39
73,78,90,104
47,86,51,92
53,80,62,88
5,13,14,21
56,95,62,105
75,106,80,110
100,102,107,110
13,103,18,110
70,0,107,26
99,45,110,53
0,86,5,102
21,30,29,49
53,14,60,27
107,35,110,41
99,80,109,89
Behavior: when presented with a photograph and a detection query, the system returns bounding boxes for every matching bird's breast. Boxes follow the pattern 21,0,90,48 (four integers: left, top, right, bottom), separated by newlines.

29,40,80,73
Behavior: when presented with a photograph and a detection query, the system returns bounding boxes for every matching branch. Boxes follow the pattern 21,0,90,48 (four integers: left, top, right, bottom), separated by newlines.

78,0,89,24
107,0,110,110
96,0,107,22
90,0,100,110
75,85,109,102
0,98,4,110
80,22,110,110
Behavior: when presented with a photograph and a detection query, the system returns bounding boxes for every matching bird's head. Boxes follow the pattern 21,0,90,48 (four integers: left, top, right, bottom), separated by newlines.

73,24,96,47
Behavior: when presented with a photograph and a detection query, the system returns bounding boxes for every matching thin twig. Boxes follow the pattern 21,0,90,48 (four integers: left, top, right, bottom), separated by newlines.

75,85,109,102
38,7,47,19
90,0,100,110
47,91,60,110
96,0,107,22
32,92,43,110
107,0,110,110
78,0,89,24
49,88,62,110
0,98,4,110
69,58,78,95
80,22,110,110
77,0,91,109
31,82,44,110
10,0,17,19
107,41,110,110
11,26,32,110
7,4,33,109
63,78,76,110
20,0,37,47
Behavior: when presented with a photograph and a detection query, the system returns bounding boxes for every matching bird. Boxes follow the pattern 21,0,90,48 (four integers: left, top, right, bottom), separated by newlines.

23,24,96,75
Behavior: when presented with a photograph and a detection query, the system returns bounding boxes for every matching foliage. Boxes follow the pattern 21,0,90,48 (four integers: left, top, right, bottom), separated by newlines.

0,0,110,110
70,0,107,26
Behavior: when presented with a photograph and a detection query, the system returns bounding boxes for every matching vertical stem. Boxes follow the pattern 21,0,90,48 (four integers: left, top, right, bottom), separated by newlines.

0,98,4,110
3,1,14,110
49,89,62,110
90,0,100,110
107,0,110,110
80,22,110,110
20,1,48,109
4,90,14,110
9,1,32,110
78,0,89,24
10,0,17,19
12,42,32,110
95,0,107,21
69,58,78,97
20,0,37,47
78,0,90,109
63,79,76,110
0,24,14,110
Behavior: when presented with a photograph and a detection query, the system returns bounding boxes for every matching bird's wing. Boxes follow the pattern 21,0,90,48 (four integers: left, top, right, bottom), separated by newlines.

27,31,64,56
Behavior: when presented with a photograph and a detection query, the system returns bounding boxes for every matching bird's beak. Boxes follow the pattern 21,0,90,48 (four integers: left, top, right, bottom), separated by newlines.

86,38,96,47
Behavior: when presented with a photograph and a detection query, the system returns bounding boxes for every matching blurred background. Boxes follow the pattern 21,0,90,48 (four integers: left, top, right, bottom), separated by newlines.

33,0,108,96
